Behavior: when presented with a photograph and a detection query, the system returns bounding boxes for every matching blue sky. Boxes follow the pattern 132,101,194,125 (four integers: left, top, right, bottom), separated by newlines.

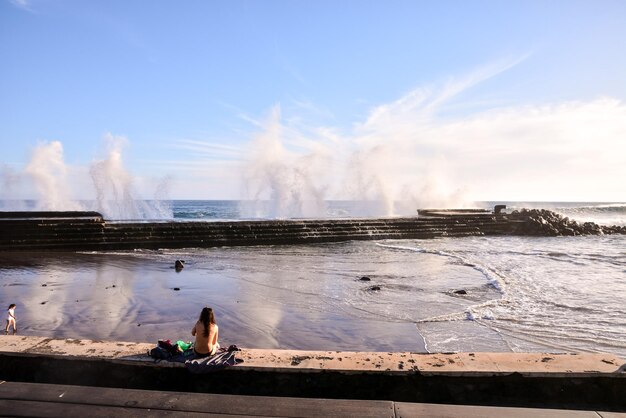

1,0,625,208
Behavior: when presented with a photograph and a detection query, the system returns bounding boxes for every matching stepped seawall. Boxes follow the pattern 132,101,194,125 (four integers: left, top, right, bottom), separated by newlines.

0,208,623,251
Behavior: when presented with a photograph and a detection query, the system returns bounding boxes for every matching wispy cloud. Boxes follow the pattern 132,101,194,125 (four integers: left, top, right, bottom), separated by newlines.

10,0,33,12
274,48,310,87
174,139,243,160
358,54,531,135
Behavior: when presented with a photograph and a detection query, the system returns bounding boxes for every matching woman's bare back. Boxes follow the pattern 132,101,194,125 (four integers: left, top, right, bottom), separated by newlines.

192,321,219,354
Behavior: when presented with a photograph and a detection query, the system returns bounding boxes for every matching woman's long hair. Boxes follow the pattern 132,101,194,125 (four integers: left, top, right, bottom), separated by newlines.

198,307,215,338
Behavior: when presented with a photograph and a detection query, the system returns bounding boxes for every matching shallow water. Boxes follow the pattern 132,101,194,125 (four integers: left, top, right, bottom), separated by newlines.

1,234,624,356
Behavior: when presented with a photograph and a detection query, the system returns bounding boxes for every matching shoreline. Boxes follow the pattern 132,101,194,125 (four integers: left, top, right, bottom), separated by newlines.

1,335,625,411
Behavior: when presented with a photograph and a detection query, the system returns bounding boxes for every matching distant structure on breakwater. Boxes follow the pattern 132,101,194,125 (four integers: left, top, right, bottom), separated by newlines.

0,207,624,251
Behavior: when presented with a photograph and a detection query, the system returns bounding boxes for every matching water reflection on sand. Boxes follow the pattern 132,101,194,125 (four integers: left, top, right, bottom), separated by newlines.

0,245,435,351
3,236,624,357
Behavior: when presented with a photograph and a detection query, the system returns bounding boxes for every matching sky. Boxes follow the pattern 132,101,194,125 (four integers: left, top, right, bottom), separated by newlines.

1,0,625,207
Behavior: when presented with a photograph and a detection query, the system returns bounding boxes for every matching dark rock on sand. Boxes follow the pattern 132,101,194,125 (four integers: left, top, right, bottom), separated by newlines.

453,289,468,295
175,260,185,271
173,287,181,291
368,285,381,291
359,276,371,282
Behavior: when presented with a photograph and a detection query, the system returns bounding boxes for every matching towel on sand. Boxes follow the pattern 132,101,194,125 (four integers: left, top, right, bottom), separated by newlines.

185,345,243,373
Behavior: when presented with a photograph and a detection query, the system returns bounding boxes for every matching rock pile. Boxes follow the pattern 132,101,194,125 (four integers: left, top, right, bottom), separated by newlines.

510,209,626,236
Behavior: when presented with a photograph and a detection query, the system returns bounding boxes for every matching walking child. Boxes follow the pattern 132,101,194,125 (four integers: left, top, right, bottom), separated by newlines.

5,304,16,335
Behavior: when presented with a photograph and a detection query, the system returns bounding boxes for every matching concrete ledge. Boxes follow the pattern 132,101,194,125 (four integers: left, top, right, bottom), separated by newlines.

1,336,625,411
2,336,624,376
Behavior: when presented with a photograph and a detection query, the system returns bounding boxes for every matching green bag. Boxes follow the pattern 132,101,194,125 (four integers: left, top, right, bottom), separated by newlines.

176,340,193,351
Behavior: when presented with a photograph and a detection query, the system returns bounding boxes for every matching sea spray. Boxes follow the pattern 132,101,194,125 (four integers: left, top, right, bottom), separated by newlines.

240,105,330,219
89,134,173,220
4,135,172,220
239,106,431,219
238,85,478,219
24,141,82,211
343,145,394,217
90,134,140,219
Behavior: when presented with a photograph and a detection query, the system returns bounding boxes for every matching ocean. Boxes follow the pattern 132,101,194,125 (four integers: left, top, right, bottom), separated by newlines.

0,200,624,357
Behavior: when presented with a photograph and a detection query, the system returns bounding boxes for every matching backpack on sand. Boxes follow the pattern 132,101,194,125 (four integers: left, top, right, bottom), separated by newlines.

148,339,181,361
149,345,172,360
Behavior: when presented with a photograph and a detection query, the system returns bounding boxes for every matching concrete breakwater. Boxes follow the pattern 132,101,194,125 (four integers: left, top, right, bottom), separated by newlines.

0,208,623,251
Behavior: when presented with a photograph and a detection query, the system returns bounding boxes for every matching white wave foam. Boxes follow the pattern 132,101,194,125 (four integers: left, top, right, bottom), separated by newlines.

376,242,507,291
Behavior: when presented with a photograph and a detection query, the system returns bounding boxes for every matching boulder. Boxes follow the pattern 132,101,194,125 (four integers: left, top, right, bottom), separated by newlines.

175,260,185,271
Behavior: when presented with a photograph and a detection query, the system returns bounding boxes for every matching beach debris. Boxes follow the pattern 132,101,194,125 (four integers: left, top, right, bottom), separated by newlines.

359,276,371,281
172,287,181,291
291,355,311,366
453,289,467,295
368,285,381,291
40,301,47,305
41,284,47,287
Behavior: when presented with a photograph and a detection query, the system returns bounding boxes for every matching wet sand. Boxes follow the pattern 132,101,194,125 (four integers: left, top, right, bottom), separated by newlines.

0,251,425,352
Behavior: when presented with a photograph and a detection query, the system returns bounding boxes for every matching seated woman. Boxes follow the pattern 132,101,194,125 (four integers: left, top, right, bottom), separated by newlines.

191,306,219,357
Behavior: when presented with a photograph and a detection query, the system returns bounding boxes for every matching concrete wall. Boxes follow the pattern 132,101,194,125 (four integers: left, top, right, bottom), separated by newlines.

0,337,624,411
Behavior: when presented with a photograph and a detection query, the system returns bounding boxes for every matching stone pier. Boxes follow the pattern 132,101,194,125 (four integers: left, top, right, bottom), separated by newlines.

0,208,523,251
